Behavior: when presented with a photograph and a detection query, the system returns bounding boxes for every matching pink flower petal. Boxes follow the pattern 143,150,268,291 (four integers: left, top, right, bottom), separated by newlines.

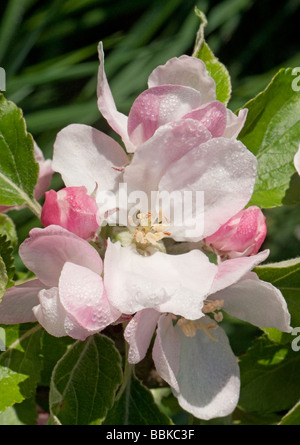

19,225,103,287
41,187,99,240
124,119,211,199
0,279,43,324
210,249,270,294
59,262,120,332
33,142,53,200
205,206,267,258
182,101,227,137
127,85,202,145
148,55,216,104
97,42,135,153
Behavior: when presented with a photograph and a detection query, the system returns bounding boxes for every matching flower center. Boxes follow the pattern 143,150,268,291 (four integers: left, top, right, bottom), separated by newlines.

129,210,171,247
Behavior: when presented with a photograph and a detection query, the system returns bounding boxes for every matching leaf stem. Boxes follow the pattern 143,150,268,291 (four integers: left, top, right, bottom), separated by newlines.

26,198,42,219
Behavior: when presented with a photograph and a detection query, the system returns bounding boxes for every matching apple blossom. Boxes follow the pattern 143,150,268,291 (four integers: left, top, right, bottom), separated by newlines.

41,186,100,240
120,246,292,420
204,206,267,259
97,43,248,152
0,225,120,340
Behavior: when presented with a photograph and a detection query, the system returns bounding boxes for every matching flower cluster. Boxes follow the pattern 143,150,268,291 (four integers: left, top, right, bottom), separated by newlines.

0,43,292,420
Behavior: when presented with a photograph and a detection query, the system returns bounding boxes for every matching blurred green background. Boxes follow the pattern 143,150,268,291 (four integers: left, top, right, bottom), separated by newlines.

1,0,300,261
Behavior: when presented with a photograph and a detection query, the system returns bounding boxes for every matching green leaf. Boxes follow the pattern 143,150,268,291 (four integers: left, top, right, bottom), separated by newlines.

49,334,122,425
0,256,7,300
104,371,173,425
238,68,300,208
0,323,43,413
193,7,231,105
279,401,300,425
0,234,15,293
233,408,281,425
0,94,41,217
238,335,300,414
255,257,300,327
39,331,75,387
0,397,37,425
0,213,17,247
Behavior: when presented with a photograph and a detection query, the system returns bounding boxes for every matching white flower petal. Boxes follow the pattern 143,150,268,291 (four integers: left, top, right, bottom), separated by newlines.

223,108,248,138
124,309,160,364
33,287,68,338
159,138,258,241
212,271,292,332
152,314,180,393
153,314,240,420
104,240,217,319
148,55,216,104
52,123,128,195
294,144,300,175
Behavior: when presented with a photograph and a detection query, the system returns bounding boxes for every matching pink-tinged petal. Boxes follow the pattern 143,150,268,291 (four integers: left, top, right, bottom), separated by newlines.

0,279,43,324
33,287,106,340
19,225,103,287
210,249,270,294
97,42,135,153
294,144,300,175
124,309,160,364
104,240,217,319
159,137,258,241
33,288,68,337
124,119,211,199
211,272,292,332
33,142,53,200
148,55,216,104
41,187,99,240
168,316,240,420
52,123,128,195
152,314,180,393
182,101,227,137
127,85,202,146
223,108,248,138
205,206,267,258
59,262,120,332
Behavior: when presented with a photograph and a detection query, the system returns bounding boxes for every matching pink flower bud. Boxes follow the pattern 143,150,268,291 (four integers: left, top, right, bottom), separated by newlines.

41,187,99,240
205,206,267,259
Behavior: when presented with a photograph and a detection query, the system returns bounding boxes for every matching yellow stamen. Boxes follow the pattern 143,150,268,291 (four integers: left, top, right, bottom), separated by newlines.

177,318,219,341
